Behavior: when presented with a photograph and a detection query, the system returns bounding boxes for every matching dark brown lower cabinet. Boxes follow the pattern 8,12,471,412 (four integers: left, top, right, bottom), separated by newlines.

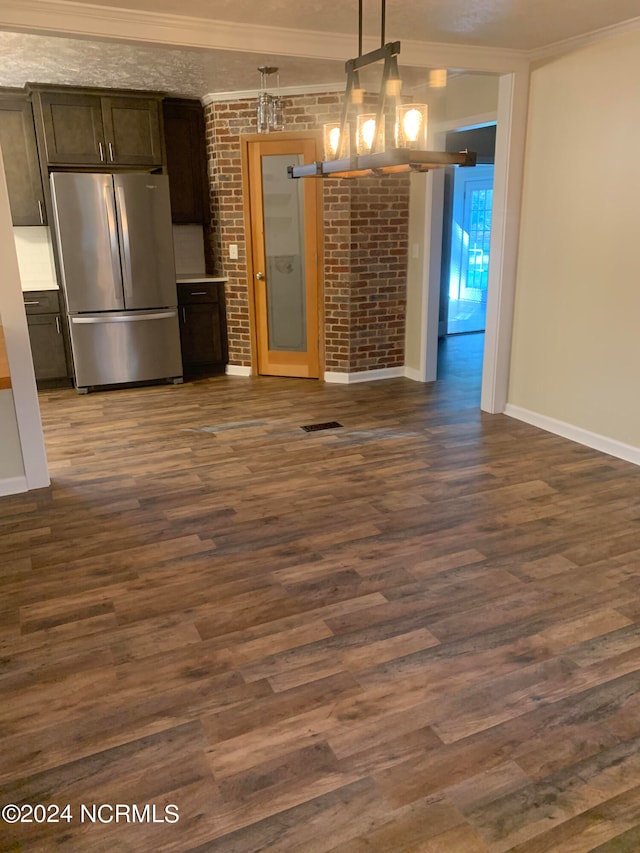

23,291,70,386
178,281,228,376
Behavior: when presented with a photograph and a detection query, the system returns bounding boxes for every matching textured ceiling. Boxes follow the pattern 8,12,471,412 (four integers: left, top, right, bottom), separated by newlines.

0,0,639,98
40,0,640,51
0,31,350,98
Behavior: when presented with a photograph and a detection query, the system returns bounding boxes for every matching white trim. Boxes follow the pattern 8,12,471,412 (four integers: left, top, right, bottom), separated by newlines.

0,148,50,492
1,0,636,75
0,0,529,73
324,367,405,384
529,14,640,62
404,366,430,383
0,476,28,497
504,405,640,468
480,70,529,414
433,113,498,135
225,364,252,377
424,171,444,383
203,83,344,105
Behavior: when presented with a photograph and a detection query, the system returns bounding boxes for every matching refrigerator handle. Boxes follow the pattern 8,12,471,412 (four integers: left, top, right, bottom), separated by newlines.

115,185,134,303
103,186,123,299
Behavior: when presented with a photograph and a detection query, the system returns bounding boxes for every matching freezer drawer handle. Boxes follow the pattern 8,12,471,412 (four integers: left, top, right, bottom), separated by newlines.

71,312,177,324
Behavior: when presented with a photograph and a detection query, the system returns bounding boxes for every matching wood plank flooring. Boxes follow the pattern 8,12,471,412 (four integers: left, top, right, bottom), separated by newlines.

3,334,640,851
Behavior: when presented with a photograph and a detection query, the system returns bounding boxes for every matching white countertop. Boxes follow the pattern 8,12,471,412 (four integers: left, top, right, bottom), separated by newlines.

176,275,228,284
22,281,59,292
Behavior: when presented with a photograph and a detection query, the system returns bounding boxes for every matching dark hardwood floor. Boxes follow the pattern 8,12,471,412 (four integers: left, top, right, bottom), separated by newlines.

3,334,640,851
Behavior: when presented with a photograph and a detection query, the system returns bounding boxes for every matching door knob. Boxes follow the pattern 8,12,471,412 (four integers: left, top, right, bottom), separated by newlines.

256,272,265,280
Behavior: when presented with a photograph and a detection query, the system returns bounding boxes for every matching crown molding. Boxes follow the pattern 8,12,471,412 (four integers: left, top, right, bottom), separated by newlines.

203,82,344,105
528,13,640,62
0,0,529,74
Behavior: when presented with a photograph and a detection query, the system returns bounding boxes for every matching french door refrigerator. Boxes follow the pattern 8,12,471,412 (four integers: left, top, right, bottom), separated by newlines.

50,172,182,391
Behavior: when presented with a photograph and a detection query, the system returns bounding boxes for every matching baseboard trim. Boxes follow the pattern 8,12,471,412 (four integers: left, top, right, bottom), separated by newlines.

324,367,405,384
0,475,28,496
504,404,640,467
225,365,252,377
404,366,426,382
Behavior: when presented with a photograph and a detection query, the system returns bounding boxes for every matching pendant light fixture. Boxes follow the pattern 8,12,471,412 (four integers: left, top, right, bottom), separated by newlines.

288,1,476,178
256,66,284,133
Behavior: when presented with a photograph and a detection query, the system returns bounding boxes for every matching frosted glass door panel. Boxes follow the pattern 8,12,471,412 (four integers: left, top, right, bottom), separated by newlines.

262,154,307,352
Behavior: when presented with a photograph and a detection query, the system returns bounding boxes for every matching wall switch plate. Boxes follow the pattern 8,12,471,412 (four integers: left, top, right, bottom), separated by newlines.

229,244,239,260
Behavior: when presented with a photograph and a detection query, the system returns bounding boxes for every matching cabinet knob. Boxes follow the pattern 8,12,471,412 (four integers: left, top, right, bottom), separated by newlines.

256,272,265,280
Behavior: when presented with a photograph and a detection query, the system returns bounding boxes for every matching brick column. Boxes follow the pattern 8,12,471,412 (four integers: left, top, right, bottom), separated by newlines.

204,94,410,376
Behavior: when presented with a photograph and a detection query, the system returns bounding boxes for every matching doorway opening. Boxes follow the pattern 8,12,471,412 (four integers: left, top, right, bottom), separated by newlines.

439,124,496,340
447,165,494,334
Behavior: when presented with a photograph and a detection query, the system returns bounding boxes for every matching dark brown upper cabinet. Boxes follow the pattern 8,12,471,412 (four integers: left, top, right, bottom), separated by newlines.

163,98,210,224
32,87,164,168
0,94,47,225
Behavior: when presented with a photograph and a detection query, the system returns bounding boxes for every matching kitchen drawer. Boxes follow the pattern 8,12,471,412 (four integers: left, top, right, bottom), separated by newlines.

177,282,221,304
23,290,60,314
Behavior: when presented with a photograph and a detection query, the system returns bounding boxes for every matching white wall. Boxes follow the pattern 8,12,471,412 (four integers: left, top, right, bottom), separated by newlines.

507,29,640,456
0,146,49,493
0,384,25,493
13,226,58,291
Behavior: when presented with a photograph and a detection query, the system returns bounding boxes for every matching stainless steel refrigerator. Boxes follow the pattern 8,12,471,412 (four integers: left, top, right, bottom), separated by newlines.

50,172,182,391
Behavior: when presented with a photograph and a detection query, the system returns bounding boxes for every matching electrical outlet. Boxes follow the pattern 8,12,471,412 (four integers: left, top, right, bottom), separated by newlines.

229,244,239,260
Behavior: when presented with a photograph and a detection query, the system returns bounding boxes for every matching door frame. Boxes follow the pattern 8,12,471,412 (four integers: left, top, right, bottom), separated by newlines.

407,69,529,413
241,131,324,378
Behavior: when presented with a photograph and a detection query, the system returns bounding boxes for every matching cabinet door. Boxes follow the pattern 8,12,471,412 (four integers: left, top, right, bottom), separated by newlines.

163,100,209,223
27,314,68,381
179,302,227,373
101,97,163,166
38,92,106,165
0,98,46,225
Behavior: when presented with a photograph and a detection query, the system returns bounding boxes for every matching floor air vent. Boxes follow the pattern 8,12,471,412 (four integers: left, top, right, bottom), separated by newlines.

301,421,343,432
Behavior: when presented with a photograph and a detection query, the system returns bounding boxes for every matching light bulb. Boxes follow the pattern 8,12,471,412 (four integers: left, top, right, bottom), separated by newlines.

395,104,428,148
329,126,341,156
362,118,376,150
402,108,423,143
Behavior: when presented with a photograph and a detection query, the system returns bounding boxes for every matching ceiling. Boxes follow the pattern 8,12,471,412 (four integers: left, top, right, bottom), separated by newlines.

0,0,639,99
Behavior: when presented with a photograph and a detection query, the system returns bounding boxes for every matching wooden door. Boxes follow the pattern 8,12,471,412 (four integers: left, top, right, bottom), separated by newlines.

245,136,321,378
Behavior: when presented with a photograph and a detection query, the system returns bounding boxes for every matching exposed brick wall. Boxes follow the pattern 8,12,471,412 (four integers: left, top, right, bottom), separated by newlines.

204,93,409,375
